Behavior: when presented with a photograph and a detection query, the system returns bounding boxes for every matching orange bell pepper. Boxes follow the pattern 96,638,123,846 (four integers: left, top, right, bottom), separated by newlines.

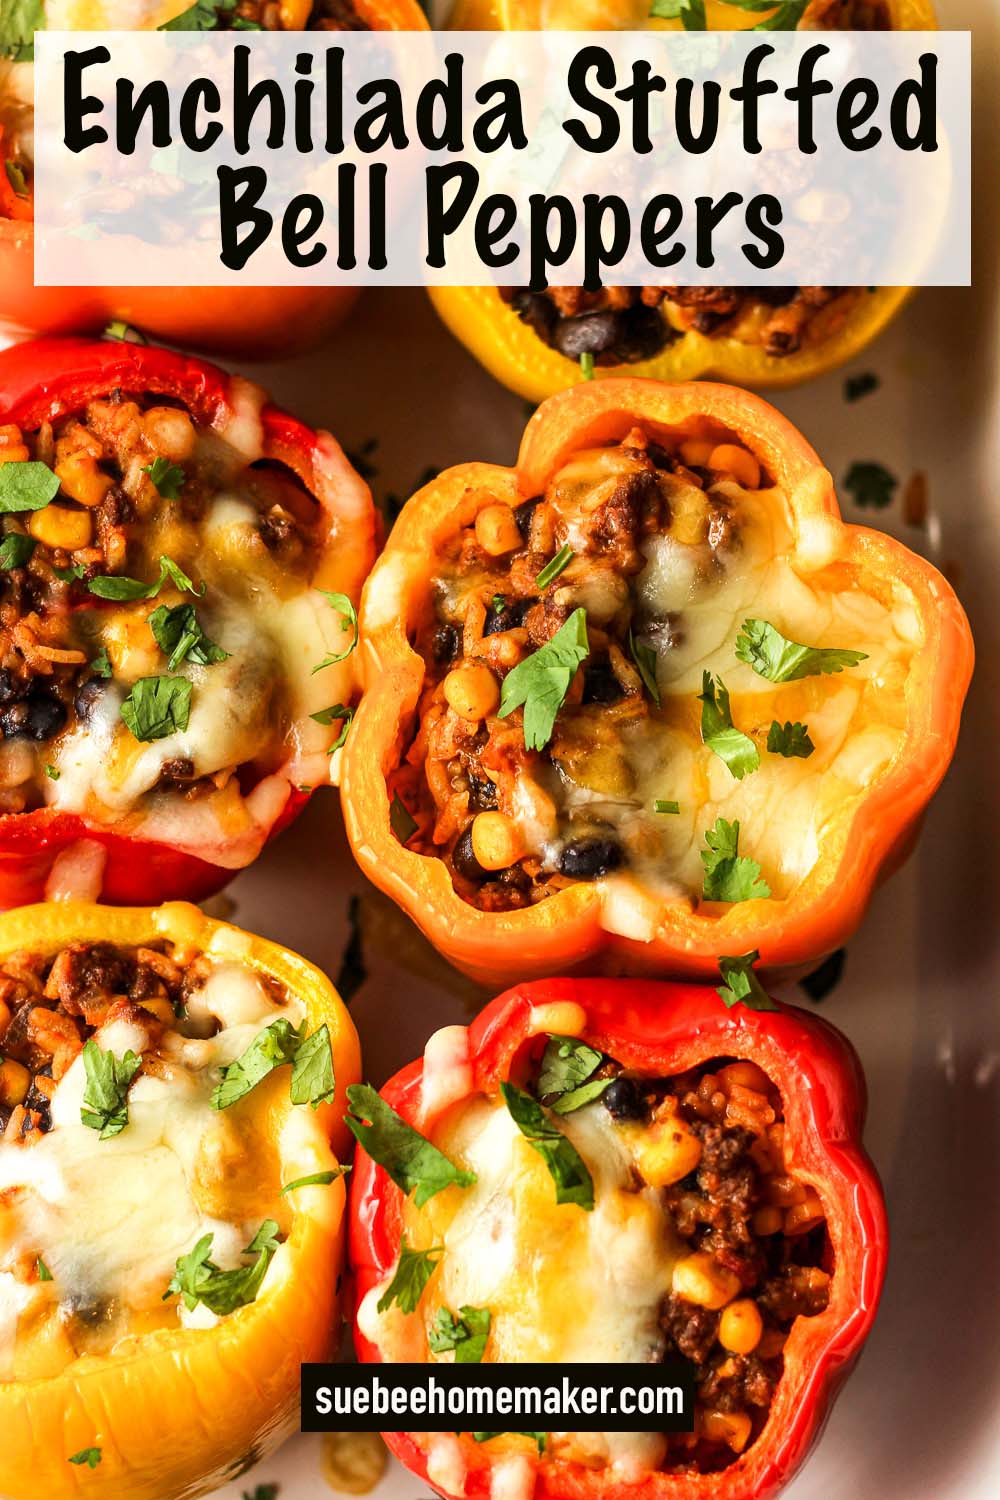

0,899,360,1500
430,0,936,402
341,378,973,986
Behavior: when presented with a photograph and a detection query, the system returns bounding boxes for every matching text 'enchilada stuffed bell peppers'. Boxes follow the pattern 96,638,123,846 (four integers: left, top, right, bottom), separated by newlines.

0,336,377,909
431,0,936,403
349,976,885,1500
0,898,360,1500
341,378,972,985
0,0,428,357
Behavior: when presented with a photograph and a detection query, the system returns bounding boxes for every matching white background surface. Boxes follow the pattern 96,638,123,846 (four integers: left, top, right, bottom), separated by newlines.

74,2,991,1496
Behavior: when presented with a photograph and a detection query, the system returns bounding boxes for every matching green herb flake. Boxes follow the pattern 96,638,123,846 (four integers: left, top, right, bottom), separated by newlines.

3,160,27,197
80,1040,141,1139
377,1236,442,1315
311,703,354,753
0,532,37,570
628,631,661,707
160,0,238,29
500,1082,594,1210
699,671,760,779
345,1083,476,1207
290,1024,336,1109
844,372,880,403
0,462,60,514
498,607,589,751
537,1035,602,1100
429,1305,491,1364
279,1168,346,1196
120,675,192,742
89,647,113,679
654,798,680,814
164,1221,282,1316
535,544,574,590
68,1449,102,1470
45,765,60,781
472,1433,546,1453
700,817,772,904
149,602,228,672
389,791,418,845
717,951,779,1011
767,720,815,758
735,618,868,683
211,1017,302,1111
843,460,897,511
312,592,358,672
36,1257,53,1282
142,457,186,500
88,554,202,602
103,321,147,344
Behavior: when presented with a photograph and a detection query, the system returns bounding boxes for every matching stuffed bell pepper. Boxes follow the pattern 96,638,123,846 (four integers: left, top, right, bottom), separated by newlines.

0,336,376,908
432,0,936,402
0,0,428,356
341,379,972,985
0,898,360,1500
349,975,885,1500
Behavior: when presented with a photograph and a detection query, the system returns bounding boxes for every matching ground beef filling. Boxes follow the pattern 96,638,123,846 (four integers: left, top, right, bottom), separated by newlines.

401,424,759,912
499,286,866,365
0,395,322,815
0,939,199,1140
581,1056,830,1472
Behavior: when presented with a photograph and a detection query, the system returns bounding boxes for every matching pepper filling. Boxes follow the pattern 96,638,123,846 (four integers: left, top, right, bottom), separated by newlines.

0,935,331,1378
0,387,356,856
496,0,891,367
401,424,917,921
371,1038,830,1476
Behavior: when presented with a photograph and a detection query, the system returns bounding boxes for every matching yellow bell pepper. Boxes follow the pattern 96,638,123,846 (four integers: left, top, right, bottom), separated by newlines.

0,901,360,1500
431,0,937,401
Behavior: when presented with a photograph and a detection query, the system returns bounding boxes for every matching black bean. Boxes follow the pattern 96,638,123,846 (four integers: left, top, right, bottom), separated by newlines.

558,835,625,880
74,680,107,722
739,286,797,307
581,659,623,705
553,311,621,359
0,669,19,706
507,290,558,341
452,826,488,883
483,595,532,636
513,500,539,542
603,1076,645,1121
613,305,676,363
1,695,67,741
467,773,498,812
431,623,461,664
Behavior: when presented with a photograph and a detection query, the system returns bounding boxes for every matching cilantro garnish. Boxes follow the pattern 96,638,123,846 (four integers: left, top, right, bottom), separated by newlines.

699,671,759,779
700,817,771,903
472,1433,546,1452
843,461,897,510
120,675,191,742
88,554,202,602
501,1083,594,1210
89,647,112,679
312,592,358,672
767,720,814,758
377,1236,442,1315
735,618,868,683
498,608,589,751
717,951,779,1011
80,1040,141,1139
628,631,661,707
311,703,354,753
0,462,59,513
142,457,186,500
535,544,574,589
212,1018,335,1111
279,1168,346,1196
389,791,418,845
149,602,228,671
429,1304,491,1363
0,533,36,569
344,1083,476,1207
536,1035,609,1114
68,1449,102,1470
165,1221,282,1316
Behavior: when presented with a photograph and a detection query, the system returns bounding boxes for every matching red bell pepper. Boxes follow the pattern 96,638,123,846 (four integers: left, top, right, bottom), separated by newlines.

0,336,376,908
349,976,886,1500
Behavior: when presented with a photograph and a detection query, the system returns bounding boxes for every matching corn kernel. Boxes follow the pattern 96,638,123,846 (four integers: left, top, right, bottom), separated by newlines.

471,811,525,872
632,1116,702,1188
443,663,500,722
708,443,761,489
28,505,93,552
717,1061,772,1095
719,1299,764,1354
141,406,196,463
784,1188,825,1237
679,438,715,467
0,1058,30,1109
55,453,113,508
475,503,522,557
140,998,176,1026
752,1205,784,1237
700,1408,753,1454
672,1251,741,1310
0,999,11,1041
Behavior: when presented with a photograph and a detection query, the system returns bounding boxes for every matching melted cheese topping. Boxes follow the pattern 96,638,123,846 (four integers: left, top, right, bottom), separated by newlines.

366,1093,680,1470
0,961,300,1380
